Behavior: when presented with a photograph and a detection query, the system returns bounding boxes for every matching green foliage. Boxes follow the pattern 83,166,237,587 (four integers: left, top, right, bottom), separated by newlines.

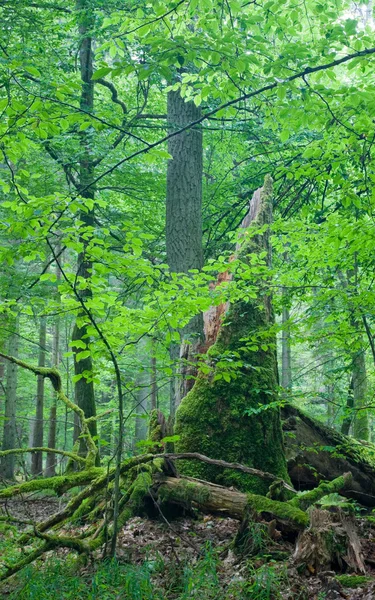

335,574,373,589
6,547,290,600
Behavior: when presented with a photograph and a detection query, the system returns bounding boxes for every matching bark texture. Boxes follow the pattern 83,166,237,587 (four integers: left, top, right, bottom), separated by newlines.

0,320,19,479
352,348,369,441
175,177,290,494
31,316,47,476
72,0,97,451
166,89,204,414
45,255,61,477
281,301,292,389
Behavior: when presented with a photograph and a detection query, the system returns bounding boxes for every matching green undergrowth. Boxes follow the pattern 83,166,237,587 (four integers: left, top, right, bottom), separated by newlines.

3,546,290,600
335,574,373,588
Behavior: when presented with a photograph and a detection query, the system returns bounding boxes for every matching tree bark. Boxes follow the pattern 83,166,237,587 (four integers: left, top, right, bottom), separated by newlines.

352,348,369,441
341,377,354,436
0,319,19,479
134,372,149,448
166,89,204,415
31,316,47,476
72,0,97,453
45,285,61,477
150,338,157,411
281,300,292,389
175,177,290,494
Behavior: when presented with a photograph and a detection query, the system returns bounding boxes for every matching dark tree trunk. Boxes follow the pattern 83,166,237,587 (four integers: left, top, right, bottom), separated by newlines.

72,0,97,453
150,338,157,411
45,275,61,477
0,319,19,479
341,377,354,436
352,347,369,441
166,90,204,416
281,301,292,389
31,315,47,476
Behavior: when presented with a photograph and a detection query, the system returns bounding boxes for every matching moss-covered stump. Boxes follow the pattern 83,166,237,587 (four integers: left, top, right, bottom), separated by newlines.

175,177,289,494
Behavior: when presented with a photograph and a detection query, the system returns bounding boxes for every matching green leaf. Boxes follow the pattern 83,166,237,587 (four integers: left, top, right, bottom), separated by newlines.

92,67,112,80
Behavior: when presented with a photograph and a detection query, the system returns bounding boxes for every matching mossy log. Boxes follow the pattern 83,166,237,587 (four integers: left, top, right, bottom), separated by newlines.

154,472,352,532
0,448,354,583
155,475,308,530
175,177,290,494
282,404,375,506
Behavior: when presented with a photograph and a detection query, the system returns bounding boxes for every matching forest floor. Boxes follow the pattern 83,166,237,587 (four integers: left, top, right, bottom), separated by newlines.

1,496,375,599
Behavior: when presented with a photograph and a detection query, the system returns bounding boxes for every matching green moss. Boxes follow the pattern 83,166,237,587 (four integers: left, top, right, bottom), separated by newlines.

336,575,373,588
283,404,375,472
174,179,289,495
0,468,103,499
247,493,309,528
289,474,352,511
174,303,290,494
158,479,211,506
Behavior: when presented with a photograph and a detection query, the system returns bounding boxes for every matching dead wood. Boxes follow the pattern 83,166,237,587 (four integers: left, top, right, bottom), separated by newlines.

282,404,375,506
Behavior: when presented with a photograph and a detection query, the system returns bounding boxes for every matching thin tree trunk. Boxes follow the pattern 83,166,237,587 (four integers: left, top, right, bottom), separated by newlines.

45,294,60,477
31,315,47,476
150,338,157,411
341,377,354,435
281,300,292,389
0,318,19,479
134,375,149,449
166,89,204,416
352,349,369,440
72,0,97,453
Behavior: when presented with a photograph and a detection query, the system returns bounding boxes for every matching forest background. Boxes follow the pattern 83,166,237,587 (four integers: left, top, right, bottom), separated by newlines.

1,0,375,596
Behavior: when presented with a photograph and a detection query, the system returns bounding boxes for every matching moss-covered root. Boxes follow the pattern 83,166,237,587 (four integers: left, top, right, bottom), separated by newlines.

290,473,353,511
0,352,98,469
0,542,51,582
248,493,308,529
0,468,103,499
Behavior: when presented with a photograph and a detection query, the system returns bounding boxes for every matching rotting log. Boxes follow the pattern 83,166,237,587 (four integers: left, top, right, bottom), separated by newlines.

282,404,375,506
154,475,308,530
153,472,353,532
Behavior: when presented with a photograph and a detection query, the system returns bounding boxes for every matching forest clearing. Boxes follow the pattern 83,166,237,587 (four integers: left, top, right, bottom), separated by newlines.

2,0,375,598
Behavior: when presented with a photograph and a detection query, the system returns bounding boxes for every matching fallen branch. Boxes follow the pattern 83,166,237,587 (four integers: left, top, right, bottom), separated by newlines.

159,452,296,492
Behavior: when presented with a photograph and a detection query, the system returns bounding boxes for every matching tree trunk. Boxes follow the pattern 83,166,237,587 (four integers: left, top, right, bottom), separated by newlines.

31,315,47,476
175,177,290,494
281,300,292,389
352,348,369,441
150,338,157,411
72,0,97,453
341,377,354,436
0,319,19,479
166,89,204,416
134,372,149,449
45,290,61,477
